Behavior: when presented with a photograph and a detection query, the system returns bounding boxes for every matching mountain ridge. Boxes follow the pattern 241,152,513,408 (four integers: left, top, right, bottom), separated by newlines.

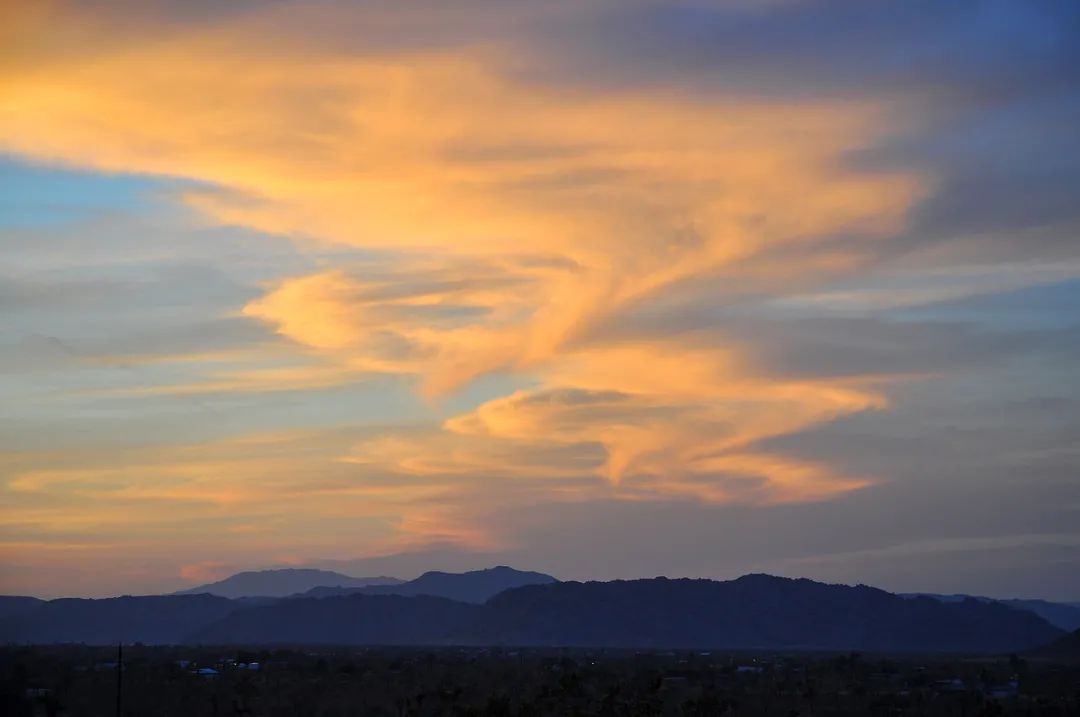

174,568,402,598
902,592,1080,632
0,593,237,645
298,565,558,603
459,575,1062,652
1,571,1063,653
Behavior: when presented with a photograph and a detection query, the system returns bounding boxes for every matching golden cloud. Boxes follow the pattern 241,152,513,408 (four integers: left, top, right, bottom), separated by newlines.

0,0,930,575
0,428,502,574
347,343,882,502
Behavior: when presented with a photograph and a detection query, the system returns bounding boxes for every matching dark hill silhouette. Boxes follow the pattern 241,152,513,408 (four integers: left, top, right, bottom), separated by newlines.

174,568,401,598
904,593,1080,632
458,575,1063,653
1,573,1065,652
299,566,557,603
190,594,479,645
0,594,236,645
1029,628,1080,662
0,596,44,619
999,599,1080,632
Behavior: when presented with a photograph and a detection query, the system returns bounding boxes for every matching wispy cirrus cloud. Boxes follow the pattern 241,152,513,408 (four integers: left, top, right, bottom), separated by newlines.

2,0,1079,598
3,1,925,504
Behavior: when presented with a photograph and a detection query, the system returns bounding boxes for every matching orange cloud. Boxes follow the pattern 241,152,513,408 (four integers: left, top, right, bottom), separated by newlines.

347,342,881,503
1,4,922,390
0,427,505,587
179,560,232,584
0,1,931,586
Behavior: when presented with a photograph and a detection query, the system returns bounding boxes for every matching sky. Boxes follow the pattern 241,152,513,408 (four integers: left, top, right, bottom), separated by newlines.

1,0,1079,600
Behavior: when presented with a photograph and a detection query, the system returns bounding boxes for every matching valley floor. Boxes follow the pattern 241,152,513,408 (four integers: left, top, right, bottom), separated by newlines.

3,644,1079,716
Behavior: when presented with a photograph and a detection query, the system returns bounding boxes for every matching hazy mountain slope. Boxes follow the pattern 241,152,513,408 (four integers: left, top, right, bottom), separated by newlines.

460,575,1063,653
175,569,401,598
0,594,237,645
999,599,1080,632
3,573,1064,652
300,566,557,603
904,593,1080,632
189,574,1064,652
190,594,479,645
0,596,44,619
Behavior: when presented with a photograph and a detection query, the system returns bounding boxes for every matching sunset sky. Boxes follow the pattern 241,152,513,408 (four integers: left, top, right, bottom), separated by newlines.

2,0,1079,600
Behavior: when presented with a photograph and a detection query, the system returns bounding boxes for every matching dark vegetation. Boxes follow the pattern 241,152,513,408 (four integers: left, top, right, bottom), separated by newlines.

1031,629,1080,663
4,644,1080,716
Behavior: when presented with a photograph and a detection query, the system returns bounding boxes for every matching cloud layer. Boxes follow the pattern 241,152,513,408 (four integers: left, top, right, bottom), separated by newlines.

1,0,1078,597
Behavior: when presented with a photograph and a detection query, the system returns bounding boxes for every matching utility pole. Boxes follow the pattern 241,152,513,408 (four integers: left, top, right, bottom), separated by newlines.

116,643,123,717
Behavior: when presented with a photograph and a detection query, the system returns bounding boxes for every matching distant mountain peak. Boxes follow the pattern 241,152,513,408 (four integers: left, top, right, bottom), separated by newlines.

733,573,790,583
2,572,1065,652
907,592,1080,632
301,565,558,603
174,568,402,598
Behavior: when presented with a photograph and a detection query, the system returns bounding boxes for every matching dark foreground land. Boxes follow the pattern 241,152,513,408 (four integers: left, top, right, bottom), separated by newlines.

3,645,1079,717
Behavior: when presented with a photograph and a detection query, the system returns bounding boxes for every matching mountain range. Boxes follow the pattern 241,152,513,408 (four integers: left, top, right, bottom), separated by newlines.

903,593,1080,632
1,594,237,645
173,568,402,598
298,566,557,603
0,568,1068,654
460,575,1062,653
